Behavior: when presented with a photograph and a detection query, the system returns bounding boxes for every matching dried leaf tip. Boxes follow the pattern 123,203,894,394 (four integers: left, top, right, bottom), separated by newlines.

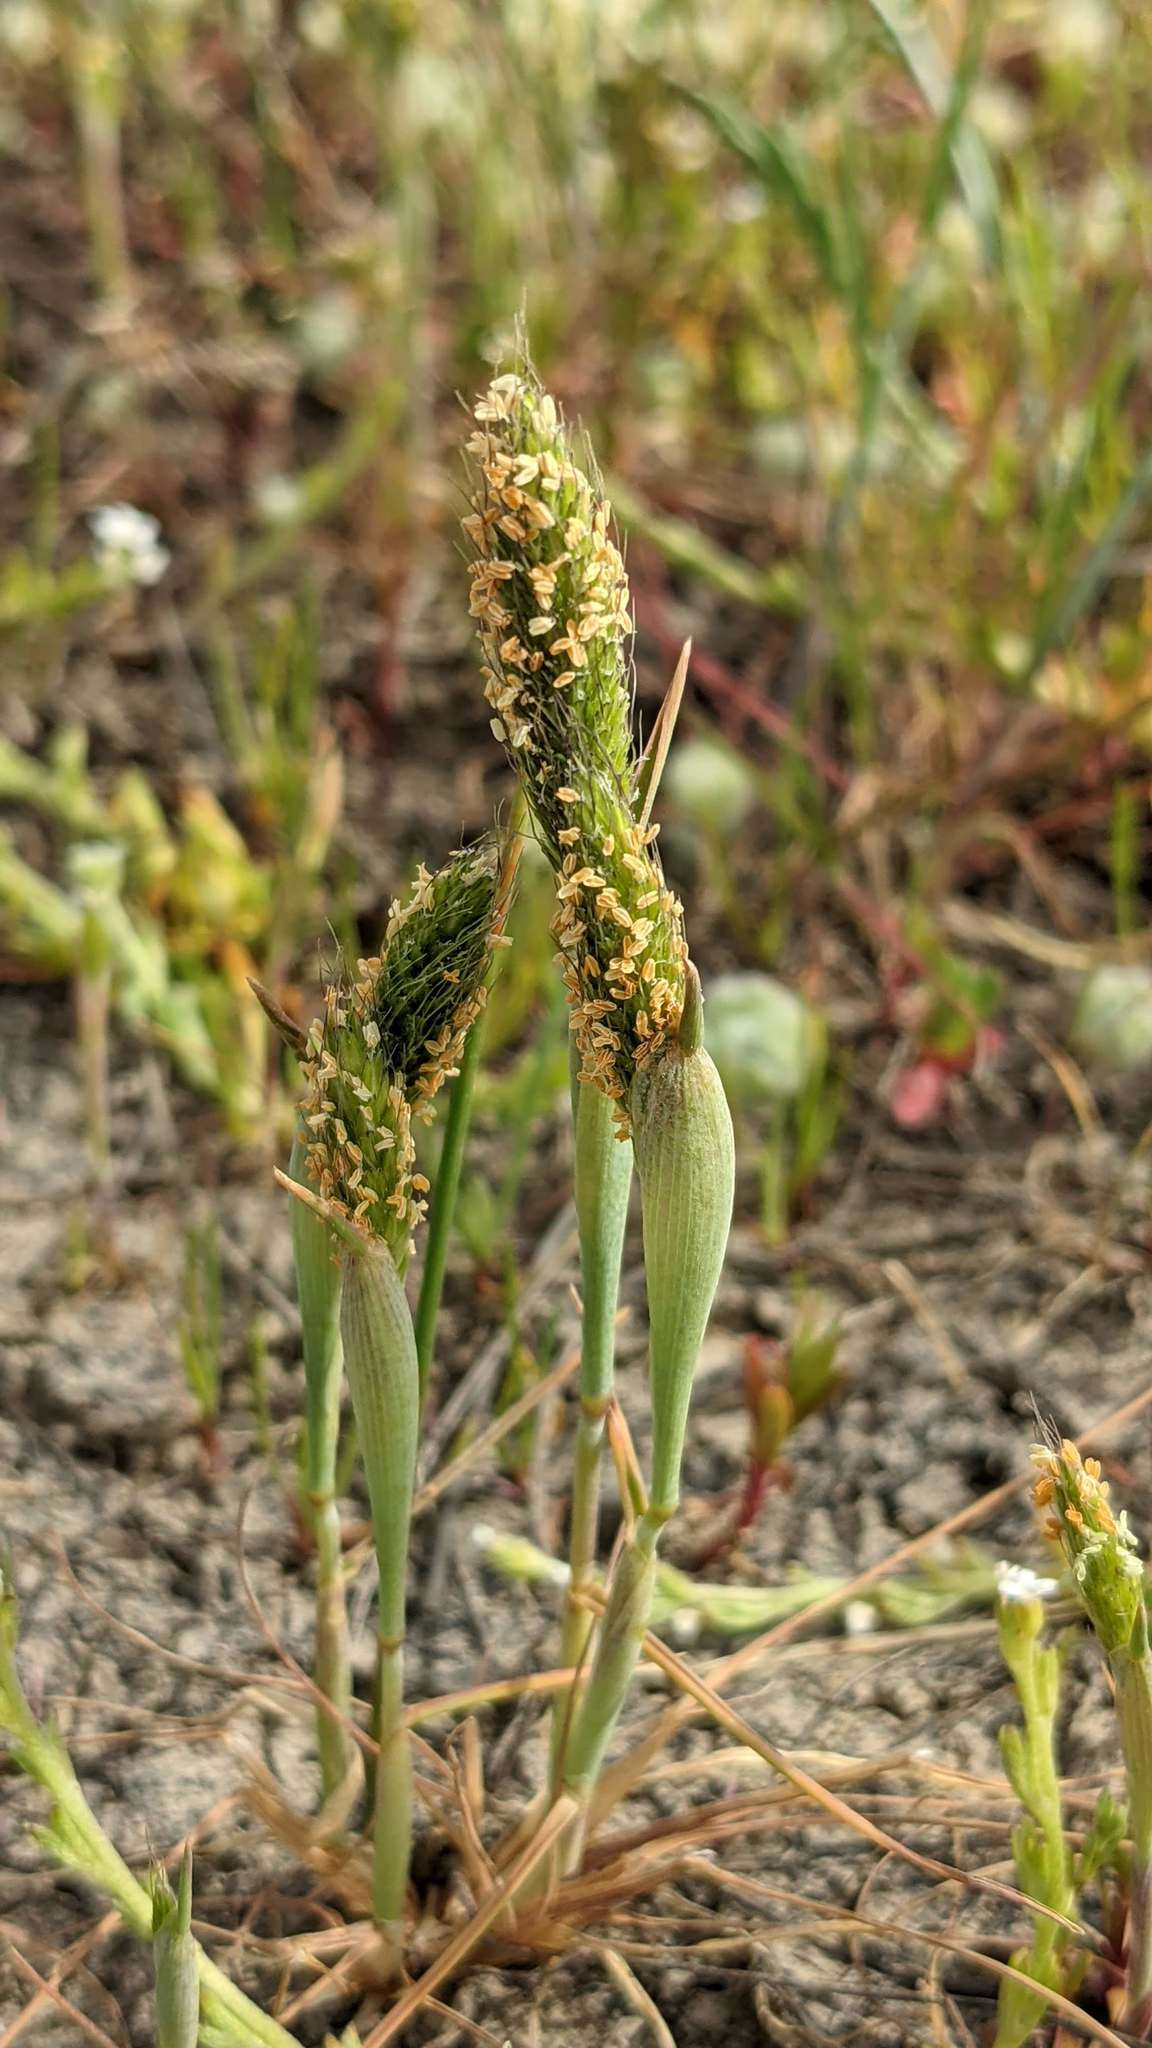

297,836,511,1254
677,961,704,1053
248,977,308,1056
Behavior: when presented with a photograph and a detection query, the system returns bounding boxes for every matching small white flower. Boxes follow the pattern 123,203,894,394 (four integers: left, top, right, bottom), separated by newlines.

254,475,304,526
995,1560,1059,1606
89,503,170,588
298,0,346,51
0,1,52,62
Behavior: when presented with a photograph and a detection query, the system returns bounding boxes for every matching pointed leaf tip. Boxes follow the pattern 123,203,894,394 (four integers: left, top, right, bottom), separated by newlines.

677,961,704,1052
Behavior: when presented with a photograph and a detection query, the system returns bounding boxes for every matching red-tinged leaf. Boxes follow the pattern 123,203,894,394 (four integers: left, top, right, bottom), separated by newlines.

890,1058,949,1129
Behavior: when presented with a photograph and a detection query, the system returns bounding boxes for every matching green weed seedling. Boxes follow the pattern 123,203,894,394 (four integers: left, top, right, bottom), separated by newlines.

474,1525,1003,1645
0,703,341,1140
888,919,1002,1130
993,1559,1080,2047
993,1541,1135,2043
705,970,842,1241
1032,1433,1152,2035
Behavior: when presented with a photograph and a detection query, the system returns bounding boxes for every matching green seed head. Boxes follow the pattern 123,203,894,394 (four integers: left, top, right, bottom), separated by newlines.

1032,1433,1146,1657
465,369,633,803
551,760,688,1132
299,837,510,1254
464,370,687,1126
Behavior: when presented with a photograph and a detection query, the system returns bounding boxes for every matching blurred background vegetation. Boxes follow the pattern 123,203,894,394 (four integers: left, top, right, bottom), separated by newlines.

2,0,1151,1225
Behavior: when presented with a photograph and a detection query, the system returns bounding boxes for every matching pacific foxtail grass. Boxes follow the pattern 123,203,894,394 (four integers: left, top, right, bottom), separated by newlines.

464,365,734,1861
1032,1429,1152,2034
275,834,513,1951
413,830,525,1408
3,352,1103,2043
464,366,644,1787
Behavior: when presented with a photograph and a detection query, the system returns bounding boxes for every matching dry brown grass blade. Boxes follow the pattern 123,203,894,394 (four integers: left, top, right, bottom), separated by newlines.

55,1540,305,1698
358,1796,580,2046
582,1753,974,1874
0,1911,122,2048
685,1860,1127,2048
405,1666,574,1727
442,1725,496,1903
596,1942,677,2046
605,1398,647,1524
636,637,691,827
712,1378,1152,1687
595,1379,1152,1810
424,1994,511,2047
2,1944,125,2048
413,1347,580,1517
584,1602,1086,1944
1019,1019,1102,1141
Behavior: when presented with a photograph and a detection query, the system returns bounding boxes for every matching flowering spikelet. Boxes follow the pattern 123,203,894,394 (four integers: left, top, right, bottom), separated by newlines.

1031,1433,1146,1656
300,839,510,1252
464,369,687,1125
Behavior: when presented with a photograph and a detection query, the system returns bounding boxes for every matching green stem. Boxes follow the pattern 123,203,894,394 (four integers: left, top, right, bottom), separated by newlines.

75,949,111,1182
993,1626,1076,2048
372,1638,412,1964
550,1077,632,1790
288,1135,353,1805
0,1633,299,2048
1116,1653,1152,2028
557,1508,663,1869
340,1244,419,1934
66,23,132,306
413,1011,484,1411
154,1848,198,2048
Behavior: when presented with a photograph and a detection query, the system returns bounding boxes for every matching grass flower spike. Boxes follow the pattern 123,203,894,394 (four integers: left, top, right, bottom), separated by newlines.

466,369,671,1792
1031,1435,1145,1657
465,368,687,1128
299,838,509,1258
1032,1432,1152,2029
